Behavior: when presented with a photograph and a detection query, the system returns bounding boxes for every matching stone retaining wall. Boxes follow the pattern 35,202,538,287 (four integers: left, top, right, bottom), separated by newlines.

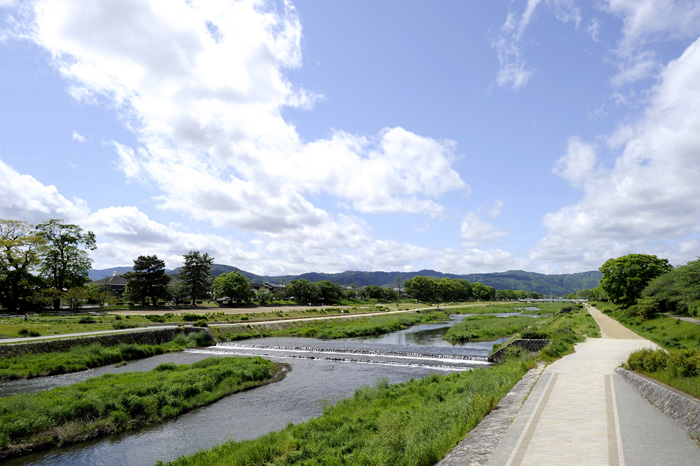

0,327,213,358
617,367,700,439
488,338,550,363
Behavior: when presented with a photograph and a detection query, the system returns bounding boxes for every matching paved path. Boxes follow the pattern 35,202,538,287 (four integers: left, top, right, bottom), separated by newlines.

482,305,700,466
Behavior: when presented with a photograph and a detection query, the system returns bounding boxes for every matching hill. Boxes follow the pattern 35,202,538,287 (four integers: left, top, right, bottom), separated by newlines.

90,266,601,296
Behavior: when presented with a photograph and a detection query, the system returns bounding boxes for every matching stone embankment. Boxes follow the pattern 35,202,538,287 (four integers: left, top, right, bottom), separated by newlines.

0,327,213,358
617,367,700,439
488,338,550,363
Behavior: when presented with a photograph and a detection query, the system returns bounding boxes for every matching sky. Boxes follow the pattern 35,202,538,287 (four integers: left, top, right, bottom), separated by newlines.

1,0,700,276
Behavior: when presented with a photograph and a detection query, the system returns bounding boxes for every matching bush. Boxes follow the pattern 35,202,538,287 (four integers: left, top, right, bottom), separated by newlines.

146,315,166,323
668,348,700,377
182,314,201,322
78,317,96,324
627,348,668,372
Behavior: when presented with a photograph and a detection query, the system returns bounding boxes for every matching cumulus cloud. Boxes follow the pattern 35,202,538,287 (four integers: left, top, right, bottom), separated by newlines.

460,212,507,247
0,159,89,223
435,248,528,275
534,35,700,270
603,0,700,85
552,137,598,189
12,0,467,238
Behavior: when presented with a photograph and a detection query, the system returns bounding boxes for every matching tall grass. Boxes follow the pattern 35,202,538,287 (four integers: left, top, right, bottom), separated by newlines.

444,315,545,342
0,331,211,381
212,312,446,341
0,357,282,459
159,356,533,466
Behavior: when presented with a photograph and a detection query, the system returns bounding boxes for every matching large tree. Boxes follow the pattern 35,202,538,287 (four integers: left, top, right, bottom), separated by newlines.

0,220,45,312
179,251,214,305
212,271,254,304
123,255,171,306
36,219,96,310
599,254,672,307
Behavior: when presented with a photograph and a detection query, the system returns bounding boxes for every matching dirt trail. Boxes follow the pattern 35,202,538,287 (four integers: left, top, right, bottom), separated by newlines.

586,303,644,340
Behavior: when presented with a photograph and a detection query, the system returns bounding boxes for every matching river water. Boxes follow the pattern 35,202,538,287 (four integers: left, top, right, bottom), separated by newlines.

2,314,506,466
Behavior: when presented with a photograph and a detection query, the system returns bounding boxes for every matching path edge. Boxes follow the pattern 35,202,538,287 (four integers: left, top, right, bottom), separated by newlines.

437,362,546,466
616,367,700,440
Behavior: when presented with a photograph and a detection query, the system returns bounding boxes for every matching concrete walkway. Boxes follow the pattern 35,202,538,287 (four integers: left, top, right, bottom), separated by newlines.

481,305,700,466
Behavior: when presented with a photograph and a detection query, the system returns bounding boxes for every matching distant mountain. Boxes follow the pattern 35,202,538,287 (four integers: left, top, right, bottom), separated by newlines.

90,265,601,295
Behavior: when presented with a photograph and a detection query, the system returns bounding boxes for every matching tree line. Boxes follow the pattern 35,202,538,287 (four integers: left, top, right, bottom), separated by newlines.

2,217,547,313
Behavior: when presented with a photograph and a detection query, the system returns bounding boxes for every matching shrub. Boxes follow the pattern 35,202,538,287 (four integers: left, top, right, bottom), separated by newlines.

182,314,201,322
146,315,166,323
627,348,668,372
78,317,96,324
668,348,700,377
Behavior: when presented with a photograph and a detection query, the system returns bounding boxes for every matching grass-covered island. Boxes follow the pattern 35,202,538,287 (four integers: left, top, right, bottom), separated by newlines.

0,356,285,460
0,331,212,381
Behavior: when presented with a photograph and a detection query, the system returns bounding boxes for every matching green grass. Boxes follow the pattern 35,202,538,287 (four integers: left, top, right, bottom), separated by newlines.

211,312,447,341
444,315,546,342
593,301,700,400
625,347,700,399
158,356,534,466
0,357,283,459
593,301,700,350
0,331,211,381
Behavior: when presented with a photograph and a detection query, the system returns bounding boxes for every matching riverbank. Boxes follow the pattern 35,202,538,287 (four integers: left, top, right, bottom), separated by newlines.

0,357,286,461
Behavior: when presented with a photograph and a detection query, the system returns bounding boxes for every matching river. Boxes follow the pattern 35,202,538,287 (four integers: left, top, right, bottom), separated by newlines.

2,314,507,466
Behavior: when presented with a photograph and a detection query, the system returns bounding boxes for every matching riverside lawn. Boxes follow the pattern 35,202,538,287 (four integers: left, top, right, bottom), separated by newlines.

0,356,284,460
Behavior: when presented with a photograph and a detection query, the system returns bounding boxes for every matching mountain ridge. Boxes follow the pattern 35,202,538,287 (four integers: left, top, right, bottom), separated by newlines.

89,266,601,296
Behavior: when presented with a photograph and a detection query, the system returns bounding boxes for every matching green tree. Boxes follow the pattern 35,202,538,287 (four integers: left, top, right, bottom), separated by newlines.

471,282,494,301
287,279,320,304
62,286,87,311
212,271,255,304
643,257,700,315
36,219,96,310
0,220,45,312
123,255,171,306
179,251,214,305
599,254,672,307
85,282,115,309
404,276,436,302
169,280,190,305
316,280,343,304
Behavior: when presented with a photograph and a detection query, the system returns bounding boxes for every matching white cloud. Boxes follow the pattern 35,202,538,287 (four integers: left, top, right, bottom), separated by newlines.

460,212,507,247
489,200,504,218
603,0,700,85
552,137,598,189
534,35,700,270
15,0,467,237
435,248,528,275
493,0,580,90
72,130,86,143
0,158,90,223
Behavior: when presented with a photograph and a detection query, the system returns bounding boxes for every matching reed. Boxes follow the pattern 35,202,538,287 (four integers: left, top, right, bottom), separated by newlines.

444,315,545,342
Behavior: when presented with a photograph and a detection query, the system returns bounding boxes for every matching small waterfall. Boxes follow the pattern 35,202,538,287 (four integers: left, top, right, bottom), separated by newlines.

185,342,491,371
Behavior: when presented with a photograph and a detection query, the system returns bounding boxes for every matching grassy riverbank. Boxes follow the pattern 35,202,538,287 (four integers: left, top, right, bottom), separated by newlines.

0,331,211,381
592,301,700,399
159,355,534,466
444,315,546,342
0,356,284,460
211,311,446,341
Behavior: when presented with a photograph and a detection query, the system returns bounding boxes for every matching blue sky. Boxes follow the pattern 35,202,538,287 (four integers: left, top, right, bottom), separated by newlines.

2,0,700,276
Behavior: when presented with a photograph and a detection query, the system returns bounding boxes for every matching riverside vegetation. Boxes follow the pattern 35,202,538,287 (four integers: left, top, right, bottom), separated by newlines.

0,356,284,460
158,355,535,466
0,331,211,381
594,301,700,399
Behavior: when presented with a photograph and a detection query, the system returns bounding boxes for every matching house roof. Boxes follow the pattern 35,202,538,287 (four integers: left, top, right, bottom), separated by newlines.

93,274,129,286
